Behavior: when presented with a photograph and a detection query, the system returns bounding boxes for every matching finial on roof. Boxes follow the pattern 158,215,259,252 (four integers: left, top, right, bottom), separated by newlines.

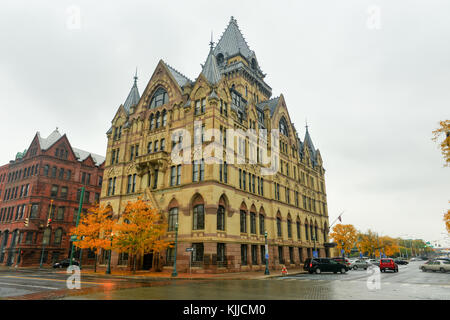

209,31,214,50
305,118,309,131
134,67,138,84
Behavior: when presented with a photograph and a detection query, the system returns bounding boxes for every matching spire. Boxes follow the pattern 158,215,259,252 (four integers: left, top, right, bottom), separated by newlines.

123,71,141,113
214,16,253,61
304,124,317,160
202,46,221,85
209,31,214,49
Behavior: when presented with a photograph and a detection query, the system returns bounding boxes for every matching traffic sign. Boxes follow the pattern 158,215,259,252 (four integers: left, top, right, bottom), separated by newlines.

186,247,193,252
359,252,363,258
70,235,78,242
313,250,318,258
265,253,269,259
341,249,345,255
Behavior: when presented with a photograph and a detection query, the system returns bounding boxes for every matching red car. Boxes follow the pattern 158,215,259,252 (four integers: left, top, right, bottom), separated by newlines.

379,258,398,273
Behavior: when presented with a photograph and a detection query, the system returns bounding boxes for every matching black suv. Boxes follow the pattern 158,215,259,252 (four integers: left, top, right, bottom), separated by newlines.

53,259,79,268
304,258,348,274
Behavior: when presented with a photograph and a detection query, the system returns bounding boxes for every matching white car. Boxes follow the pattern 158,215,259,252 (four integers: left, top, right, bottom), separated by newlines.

420,260,450,273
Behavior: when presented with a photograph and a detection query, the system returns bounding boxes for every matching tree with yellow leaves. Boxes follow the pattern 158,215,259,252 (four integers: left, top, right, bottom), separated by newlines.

432,121,450,235
432,120,450,167
114,198,171,272
444,206,450,234
358,230,379,258
379,236,399,257
330,224,358,256
70,204,115,272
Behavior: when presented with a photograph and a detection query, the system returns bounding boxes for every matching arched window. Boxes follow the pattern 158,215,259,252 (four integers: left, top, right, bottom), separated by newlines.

149,114,155,130
193,204,204,230
54,228,62,245
43,228,51,245
277,217,282,237
44,165,49,176
287,218,292,238
279,117,288,136
156,111,161,128
168,207,178,231
149,88,168,108
315,225,318,242
162,110,167,126
305,222,309,240
217,205,225,231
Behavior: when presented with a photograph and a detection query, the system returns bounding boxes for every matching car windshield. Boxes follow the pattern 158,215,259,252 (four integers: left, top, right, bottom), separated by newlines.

381,259,391,263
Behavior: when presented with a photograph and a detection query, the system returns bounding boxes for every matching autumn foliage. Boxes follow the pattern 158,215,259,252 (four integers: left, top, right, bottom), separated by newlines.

70,198,171,272
114,198,171,272
445,206,450,234
432,120,450,167
330,224,358,255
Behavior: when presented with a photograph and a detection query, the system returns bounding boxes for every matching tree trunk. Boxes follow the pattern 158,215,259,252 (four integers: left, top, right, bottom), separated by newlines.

94,253,97,273
133,254,136,273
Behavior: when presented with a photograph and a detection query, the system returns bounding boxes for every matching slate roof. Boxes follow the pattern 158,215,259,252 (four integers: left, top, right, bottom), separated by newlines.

202,48,222,85
304,127,318,165
256,96,280,116
37,129,105,166
214,16,253,61
123,76,141,113
165,62,192,88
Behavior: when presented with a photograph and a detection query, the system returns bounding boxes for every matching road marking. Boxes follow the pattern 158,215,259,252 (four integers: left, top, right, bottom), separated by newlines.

0,275,106,286
0,281,58,290
401,283,410,286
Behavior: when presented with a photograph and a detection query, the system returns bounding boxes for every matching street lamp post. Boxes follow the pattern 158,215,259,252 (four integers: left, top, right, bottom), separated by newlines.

106,232,113,275
264,231,269,275
171,222,179,277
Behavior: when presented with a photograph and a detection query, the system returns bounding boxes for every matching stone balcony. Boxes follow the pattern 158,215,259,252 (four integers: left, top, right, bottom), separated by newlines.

135,151,169,175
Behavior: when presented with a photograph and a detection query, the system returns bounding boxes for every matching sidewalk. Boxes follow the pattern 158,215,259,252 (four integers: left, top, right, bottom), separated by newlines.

61,267,307,281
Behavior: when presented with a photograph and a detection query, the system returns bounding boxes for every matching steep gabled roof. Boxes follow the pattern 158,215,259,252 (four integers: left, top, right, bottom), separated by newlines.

72,147,105,166
214,16,253,61
123,75,141,113
256,96,280,116
165,63,192,88
37,129,63,150
35,129,105,166
201,48,222,85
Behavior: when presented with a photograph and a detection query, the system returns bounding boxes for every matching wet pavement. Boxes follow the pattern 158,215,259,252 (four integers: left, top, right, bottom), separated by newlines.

60,261,450,300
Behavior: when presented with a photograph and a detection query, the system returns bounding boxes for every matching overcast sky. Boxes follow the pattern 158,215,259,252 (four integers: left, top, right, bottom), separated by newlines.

0,0,448,246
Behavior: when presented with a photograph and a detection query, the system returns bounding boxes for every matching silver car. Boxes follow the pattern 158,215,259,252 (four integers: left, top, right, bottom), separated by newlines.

350,259,370,270
420,260,450,273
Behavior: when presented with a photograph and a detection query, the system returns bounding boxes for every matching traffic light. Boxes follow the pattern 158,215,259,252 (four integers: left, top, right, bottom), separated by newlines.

24,217,29,227
46,218,52,227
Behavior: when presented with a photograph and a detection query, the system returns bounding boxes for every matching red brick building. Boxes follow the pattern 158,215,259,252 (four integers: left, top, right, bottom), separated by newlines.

0,129,105,267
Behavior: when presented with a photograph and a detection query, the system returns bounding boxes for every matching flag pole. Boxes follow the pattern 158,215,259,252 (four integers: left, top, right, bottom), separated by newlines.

328,210,345,232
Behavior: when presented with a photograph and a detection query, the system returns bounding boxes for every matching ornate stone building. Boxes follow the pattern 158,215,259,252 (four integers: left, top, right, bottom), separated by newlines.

101,17,330,272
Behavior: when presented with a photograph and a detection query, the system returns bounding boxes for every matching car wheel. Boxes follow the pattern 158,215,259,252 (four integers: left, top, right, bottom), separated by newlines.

440,268,446,273
353,266,358,270
315,268,321,274
309,270,313,274
333,271,337,274
340,268,346,274
421,267,427,272
364,268,367,270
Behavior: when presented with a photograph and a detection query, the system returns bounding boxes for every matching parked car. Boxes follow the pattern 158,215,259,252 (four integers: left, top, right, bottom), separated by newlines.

332,257,352,268
304,258,348,274
351,259,370,270
379,258,398,272
420,259,450,273
368,259,380,266
53,258,79,268
394,259,409,265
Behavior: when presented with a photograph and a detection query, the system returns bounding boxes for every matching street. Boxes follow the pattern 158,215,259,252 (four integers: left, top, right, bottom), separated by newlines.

0,261,448,300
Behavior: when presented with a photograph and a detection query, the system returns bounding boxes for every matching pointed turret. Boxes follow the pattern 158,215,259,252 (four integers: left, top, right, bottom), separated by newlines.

123,71,141,113
202,46,222,85
304,124,318,165
214,16,253,61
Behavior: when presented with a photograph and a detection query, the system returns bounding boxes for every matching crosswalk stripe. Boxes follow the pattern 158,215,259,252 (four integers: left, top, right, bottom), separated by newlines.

0,281,58,290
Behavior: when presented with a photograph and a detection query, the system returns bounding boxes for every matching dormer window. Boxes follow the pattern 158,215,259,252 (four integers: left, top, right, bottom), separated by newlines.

217,53,224,66
149,88,168,108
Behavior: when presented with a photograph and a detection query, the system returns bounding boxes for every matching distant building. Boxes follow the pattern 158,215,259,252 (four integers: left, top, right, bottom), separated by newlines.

0,129,105,266
101,17,330,273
